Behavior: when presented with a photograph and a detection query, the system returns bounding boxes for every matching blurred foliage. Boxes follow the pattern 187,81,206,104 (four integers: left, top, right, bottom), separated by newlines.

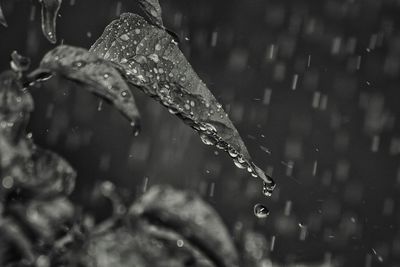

1,0,400,266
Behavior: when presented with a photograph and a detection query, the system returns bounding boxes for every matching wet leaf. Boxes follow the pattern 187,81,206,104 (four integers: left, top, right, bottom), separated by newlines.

90,13,275,190
0,3,7,27
37,45,141,132
138,0,164,28
128,185,240,267
39,0,62,44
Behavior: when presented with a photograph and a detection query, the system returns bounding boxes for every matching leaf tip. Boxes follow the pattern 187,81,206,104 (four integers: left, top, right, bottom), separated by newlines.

0,20,7,27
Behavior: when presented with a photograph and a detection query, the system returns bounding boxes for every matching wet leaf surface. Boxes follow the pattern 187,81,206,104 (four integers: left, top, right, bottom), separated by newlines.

37,45,141,132
90,13,275,190
39,0,62,43
138,0,164,28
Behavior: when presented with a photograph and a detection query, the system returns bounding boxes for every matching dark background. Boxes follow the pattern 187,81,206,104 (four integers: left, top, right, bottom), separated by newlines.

1,0,400,266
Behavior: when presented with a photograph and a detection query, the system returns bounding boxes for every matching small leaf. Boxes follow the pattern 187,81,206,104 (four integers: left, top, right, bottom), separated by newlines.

138,0,164,28
90,13,275,190
0,3,7,27
39,0,62,43
36,45,141,132
129,185,240,267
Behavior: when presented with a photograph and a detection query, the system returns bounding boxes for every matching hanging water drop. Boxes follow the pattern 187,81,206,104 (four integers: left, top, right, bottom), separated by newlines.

233,158,247,169
228,148,238,158
262,180,276,197
254,203,269,219
119,34,130,41
200,134,216,145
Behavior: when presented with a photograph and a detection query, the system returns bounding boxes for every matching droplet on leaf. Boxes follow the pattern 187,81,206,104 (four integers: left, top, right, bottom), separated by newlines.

254,203,269,219
89,13,275,190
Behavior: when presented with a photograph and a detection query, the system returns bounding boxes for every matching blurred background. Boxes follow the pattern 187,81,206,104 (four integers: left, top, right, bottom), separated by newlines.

1,0,400,266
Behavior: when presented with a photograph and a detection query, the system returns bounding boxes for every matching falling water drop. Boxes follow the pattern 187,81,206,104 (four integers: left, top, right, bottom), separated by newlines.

254,203,269,219
262,180,276,197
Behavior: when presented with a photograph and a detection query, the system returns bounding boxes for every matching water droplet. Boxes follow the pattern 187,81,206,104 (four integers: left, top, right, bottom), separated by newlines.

120,34,130,41
129,121,140,136
200,134,216,145
262,180,276,196
237,156,245,163
121,90,128,97
177,239,184,247
204,123,217,133
233,158,247,169
254,203,269,219
168,108,178,114
228,148,238,158
2,176,14,189
73,61,85,68
148,54,159,63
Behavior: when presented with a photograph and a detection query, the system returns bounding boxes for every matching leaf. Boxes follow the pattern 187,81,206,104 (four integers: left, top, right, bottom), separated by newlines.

0,3,7,27
128,185,240,267
138,0,164,28
80,185,239,267
36,45,141,133
39,0,62,44
90,13,275,191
